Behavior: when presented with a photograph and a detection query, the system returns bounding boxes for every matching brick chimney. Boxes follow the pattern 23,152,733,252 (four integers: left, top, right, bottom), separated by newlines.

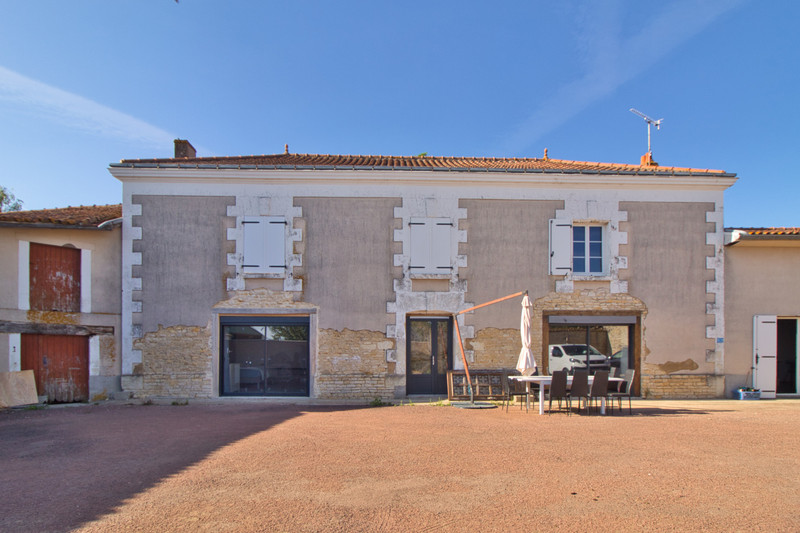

640,152,658,167
174,139,196,159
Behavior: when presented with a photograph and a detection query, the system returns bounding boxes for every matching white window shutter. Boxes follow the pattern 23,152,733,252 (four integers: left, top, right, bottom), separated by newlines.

264,218,287,274
431,220,452,271
243,218,266,270
409,219,429,271
549,219,572,275
409,218,452,273
243,216,286,275
753,315,777,398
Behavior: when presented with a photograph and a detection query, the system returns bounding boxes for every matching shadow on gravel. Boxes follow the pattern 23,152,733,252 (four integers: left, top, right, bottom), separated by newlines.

0,402,358,533
624,406,735,417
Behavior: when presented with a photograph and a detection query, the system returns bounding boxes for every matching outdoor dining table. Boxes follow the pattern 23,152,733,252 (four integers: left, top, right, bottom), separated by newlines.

509,374,624,415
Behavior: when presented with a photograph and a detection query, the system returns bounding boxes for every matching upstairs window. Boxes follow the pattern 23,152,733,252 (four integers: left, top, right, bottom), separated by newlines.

549,220,606,276
409,217,452,275
242,216,287,275
573,225,603,275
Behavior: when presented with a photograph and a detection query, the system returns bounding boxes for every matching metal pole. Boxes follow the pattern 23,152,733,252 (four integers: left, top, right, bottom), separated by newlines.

454,290,526,404
453,318,473,403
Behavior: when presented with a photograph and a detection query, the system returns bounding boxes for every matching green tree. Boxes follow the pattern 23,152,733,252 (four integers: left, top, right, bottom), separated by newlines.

0,186,22,212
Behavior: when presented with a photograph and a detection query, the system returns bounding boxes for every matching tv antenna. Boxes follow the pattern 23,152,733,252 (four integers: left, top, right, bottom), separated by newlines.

629,108,663,156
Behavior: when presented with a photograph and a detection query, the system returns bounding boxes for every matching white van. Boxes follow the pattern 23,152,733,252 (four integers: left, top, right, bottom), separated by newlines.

548,344,610,373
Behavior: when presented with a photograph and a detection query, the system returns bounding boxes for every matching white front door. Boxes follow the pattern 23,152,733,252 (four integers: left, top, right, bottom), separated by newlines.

753,315,777,398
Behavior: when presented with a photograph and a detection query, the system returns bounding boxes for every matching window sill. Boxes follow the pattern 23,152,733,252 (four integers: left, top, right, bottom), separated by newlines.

570,274,611,281
243,272,286,279
409,273,452,280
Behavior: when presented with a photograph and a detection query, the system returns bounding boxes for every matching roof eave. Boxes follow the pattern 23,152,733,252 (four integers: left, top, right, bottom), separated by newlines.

0,220,120,231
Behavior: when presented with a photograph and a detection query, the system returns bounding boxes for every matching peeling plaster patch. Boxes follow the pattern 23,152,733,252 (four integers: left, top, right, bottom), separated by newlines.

133,323,213,398
465,327,519,369
25,310,79,325
315,328,398,399
657,358,700,374
100,334,117,366
213,288,311,310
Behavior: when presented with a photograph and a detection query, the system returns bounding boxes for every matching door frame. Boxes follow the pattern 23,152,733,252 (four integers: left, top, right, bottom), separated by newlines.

406,315,453,395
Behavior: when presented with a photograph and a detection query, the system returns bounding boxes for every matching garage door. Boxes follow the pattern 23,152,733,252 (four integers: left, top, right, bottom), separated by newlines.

21,334,89,403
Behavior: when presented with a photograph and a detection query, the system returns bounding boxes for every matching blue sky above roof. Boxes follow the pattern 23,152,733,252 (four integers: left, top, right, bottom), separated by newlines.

1,0,797,226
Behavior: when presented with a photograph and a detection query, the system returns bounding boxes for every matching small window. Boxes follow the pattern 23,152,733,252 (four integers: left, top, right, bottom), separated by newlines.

549,220,607,276
409,218,452,274
242,216,287,275
573,225,604,275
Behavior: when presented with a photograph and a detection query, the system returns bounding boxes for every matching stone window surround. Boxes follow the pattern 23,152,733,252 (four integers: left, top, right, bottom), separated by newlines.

226,196,303,292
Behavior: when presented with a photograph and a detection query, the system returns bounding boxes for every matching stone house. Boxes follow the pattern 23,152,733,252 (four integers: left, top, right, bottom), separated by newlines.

107,140,738,401
724,227,800,398
0,205,122,402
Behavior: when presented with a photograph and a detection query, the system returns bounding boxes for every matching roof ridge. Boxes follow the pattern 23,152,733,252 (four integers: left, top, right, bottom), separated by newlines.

116,152,731,175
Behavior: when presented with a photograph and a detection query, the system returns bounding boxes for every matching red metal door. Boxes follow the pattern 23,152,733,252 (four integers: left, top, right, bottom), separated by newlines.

29,242,81,312
21,334,89,403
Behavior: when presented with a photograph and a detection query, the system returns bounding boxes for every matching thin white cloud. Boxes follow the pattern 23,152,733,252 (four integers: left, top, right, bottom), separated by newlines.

0,65,175,148
500,0,747,155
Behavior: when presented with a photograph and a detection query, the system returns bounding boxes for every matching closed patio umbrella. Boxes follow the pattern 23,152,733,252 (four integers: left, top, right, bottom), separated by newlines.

516,293,536,373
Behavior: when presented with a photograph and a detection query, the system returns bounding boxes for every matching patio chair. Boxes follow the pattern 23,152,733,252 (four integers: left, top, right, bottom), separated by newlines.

568,371,590,414
504,368,536,412
608,369,635,414
588,370,609,414
547,370,570,415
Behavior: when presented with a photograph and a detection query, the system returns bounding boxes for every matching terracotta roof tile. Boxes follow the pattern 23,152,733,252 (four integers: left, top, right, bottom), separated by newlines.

0,204,122,228
115,152,732,176
730,227,800,236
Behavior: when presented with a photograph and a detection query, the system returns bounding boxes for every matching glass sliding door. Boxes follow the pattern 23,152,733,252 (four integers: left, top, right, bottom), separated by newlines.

546,315,637,388
220,316,309,396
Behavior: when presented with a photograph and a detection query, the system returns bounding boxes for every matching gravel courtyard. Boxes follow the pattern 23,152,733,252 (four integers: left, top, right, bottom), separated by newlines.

1,399,799,532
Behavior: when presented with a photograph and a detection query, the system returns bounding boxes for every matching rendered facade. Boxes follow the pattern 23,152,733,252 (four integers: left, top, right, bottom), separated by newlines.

106,141,739,400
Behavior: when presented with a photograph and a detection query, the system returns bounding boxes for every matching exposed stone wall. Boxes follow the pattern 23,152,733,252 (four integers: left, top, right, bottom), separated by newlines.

642,373,725,399
532,287,647,358
466,328,519,369
315,328,398,400
132,324,213,398
213,288,305,310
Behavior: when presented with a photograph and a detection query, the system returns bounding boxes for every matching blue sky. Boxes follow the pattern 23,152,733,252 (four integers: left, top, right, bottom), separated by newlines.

1,1,797,227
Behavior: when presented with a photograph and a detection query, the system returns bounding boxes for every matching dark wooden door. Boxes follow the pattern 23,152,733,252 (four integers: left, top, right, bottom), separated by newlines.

21,334,89,403
29,242,81,312
407,317,453,395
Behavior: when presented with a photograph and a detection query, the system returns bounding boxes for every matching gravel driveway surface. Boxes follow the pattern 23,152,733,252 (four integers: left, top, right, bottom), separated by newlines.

2,399,799,532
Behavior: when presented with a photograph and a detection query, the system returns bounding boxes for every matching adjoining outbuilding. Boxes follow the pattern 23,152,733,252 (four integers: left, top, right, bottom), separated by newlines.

724,227,800,398
0,205,122,402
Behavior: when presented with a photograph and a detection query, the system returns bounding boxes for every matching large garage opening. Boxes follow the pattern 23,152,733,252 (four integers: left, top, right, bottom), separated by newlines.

220,315,309,396
544,314,639,395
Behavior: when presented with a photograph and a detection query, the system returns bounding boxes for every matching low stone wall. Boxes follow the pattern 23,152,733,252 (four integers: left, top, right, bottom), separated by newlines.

315,328,398,400
642,373,725,399
132,325,213,398
466,328,522,369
